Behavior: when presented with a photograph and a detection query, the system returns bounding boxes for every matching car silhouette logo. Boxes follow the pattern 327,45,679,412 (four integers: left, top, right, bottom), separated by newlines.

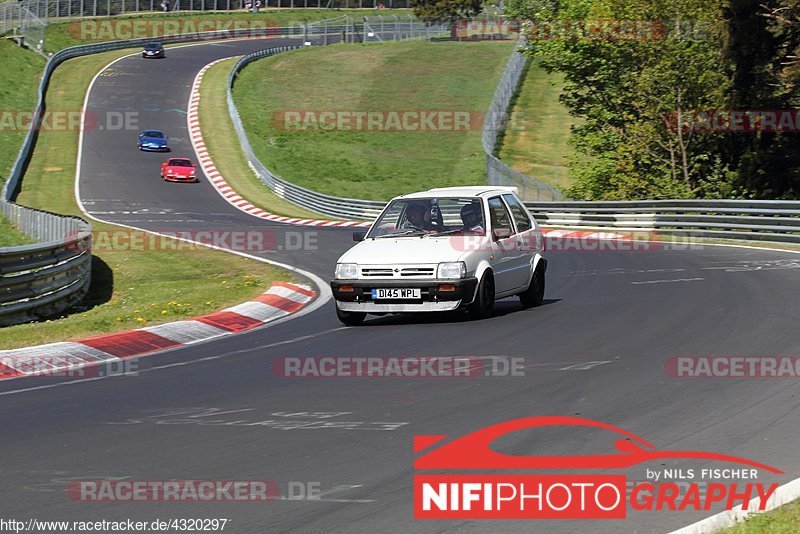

414,416,782,473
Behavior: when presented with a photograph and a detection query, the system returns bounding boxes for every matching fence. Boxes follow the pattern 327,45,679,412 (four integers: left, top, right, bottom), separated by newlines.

0,0,410,29
483,45,562,201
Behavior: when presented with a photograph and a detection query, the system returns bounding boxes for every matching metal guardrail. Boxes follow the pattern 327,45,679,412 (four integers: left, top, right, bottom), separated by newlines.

524,200,800,244
483,45,562,201
226,22,443,220
0,201,92,325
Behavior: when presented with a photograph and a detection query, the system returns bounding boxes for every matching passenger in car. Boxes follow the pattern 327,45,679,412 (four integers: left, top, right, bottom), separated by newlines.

460,203,484,233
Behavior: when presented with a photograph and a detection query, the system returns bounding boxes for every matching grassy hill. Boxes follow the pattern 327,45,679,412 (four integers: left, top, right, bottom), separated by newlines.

496,59,579,191
0,39,46,246
233,40,514,200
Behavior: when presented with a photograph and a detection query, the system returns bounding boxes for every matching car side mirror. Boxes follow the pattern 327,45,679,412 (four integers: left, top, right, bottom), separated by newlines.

353,231,366,242
492,228,512,240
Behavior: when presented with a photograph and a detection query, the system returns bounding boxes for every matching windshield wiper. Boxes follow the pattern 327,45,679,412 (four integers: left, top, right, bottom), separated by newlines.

423,229,466,237
374,229,425,238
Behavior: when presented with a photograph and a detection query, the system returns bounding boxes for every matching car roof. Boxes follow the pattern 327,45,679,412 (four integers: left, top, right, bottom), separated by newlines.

398,186,520,200
142,130,163,136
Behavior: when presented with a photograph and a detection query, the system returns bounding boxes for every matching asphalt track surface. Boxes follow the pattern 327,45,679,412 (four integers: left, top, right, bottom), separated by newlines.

2,38,800,533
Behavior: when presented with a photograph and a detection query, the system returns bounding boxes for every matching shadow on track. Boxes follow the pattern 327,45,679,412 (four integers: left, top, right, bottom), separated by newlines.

350,298,562,326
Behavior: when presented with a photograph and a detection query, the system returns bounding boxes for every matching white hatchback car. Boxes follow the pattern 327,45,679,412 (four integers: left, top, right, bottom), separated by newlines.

330,186,547,325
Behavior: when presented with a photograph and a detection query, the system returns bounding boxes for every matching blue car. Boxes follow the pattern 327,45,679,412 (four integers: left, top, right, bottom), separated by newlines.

138,130,169,151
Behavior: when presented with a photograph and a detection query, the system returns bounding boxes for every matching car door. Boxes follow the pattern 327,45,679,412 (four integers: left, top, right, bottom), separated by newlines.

502,193,540,290
486,196,518,295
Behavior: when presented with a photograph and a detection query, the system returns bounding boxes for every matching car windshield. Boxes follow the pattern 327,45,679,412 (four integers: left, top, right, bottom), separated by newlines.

169,159,192,167
143,131,164,138
367,197,486,238
145,43,161,50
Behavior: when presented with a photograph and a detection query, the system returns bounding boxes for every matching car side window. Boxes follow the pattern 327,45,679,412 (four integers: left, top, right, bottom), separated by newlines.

503,194,532,232
487,197,513,233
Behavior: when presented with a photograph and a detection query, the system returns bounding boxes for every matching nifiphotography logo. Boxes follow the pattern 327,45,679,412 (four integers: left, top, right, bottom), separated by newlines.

413,416,782,519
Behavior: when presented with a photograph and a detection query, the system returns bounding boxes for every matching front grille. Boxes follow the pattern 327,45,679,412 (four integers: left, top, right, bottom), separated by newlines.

400,267,435,277
360,265,436,279
361,268,394,277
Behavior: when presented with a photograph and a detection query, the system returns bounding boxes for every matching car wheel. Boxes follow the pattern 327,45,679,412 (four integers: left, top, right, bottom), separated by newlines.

336,305,366,326
468,271,495,319
520,264,545,308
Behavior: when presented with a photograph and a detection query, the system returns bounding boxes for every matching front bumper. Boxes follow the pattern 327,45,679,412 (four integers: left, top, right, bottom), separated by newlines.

164,174,197,182
330,277,478,313
140,145,168,152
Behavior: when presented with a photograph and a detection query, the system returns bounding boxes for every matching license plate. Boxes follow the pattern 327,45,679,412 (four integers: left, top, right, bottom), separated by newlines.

371,288,421,300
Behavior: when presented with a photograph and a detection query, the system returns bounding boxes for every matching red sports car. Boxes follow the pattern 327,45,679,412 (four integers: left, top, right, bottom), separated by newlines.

161,158,197,182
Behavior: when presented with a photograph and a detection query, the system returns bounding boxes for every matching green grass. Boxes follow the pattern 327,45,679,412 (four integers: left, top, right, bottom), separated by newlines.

0,39,47,247
44,9,411,52
0,40,45,182
2,48,293,350
199,57,323,219
0,216,33,247
721,500,800,533
497,59,579,190
232,40,514,201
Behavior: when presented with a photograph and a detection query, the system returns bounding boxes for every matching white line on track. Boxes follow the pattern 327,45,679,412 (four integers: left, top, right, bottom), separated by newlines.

630,278,705,285
0,328,345,397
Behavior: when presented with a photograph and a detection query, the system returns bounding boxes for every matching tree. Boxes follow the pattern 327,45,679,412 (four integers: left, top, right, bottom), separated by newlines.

518,0,735,199
724,0,800,199
411,0,484,24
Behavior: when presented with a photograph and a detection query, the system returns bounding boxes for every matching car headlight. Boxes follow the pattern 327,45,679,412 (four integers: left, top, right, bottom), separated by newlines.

335,263,358,279
437,261,466,279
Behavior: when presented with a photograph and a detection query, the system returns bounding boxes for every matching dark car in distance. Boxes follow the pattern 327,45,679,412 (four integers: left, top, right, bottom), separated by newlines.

142,42,165,58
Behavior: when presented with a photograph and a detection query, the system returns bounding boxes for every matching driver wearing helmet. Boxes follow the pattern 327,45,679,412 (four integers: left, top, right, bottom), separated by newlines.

460,202,484,233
